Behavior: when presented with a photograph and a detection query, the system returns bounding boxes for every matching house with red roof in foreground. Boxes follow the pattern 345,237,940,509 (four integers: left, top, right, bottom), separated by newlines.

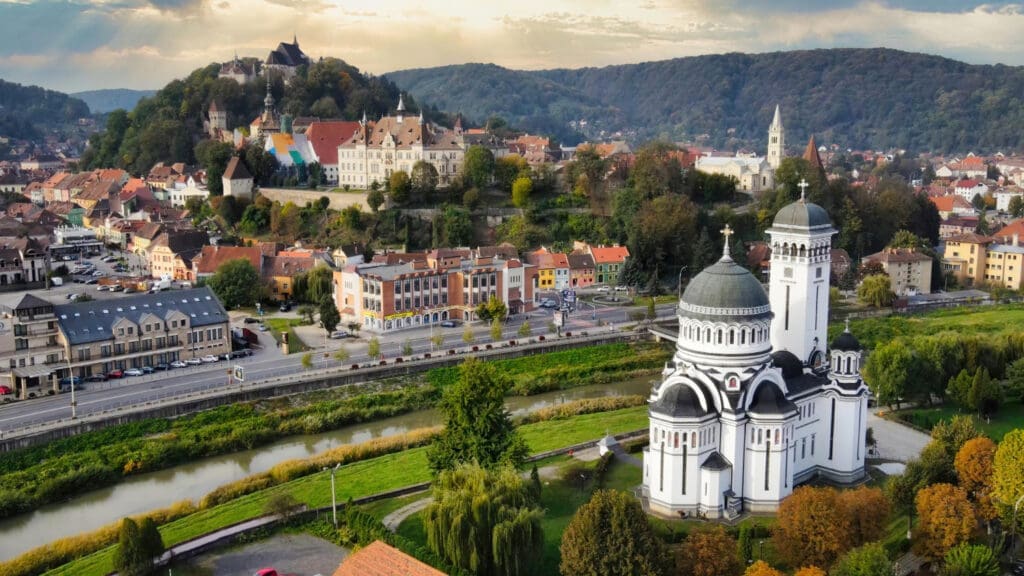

929,194,974,219
306,121,361,185
332,540,447,576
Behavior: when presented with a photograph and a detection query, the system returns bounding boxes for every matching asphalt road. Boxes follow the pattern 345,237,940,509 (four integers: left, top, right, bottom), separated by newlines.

0,297,677,436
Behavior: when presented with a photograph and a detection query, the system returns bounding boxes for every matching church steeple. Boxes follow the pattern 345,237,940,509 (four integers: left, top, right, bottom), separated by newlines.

767,104,785,170
263,74,274,112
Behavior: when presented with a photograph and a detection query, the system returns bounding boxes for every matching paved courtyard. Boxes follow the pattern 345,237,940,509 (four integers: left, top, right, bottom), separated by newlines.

171,533,347,576
867,409,930,462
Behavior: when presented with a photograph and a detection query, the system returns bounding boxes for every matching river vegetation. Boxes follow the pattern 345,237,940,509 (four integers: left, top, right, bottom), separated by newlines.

0,342,667,521
18,404,650,576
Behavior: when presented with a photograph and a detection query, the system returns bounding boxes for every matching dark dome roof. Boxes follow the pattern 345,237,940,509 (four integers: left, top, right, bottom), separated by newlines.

681,256,769,315
748,382,797,416
772,200,832,230
650,383,712,419
831,330,861,352
771,350,804,379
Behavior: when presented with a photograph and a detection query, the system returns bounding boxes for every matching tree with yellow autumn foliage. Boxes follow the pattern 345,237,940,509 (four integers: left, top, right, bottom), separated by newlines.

954,436,998,521
675,525,743,576
793,567,827,576
912,483,977,560
773,485,889,568
744,560,784,576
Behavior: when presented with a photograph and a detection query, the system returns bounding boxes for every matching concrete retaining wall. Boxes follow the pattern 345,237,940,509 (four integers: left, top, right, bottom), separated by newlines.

1,332,645,452
258,188,369,211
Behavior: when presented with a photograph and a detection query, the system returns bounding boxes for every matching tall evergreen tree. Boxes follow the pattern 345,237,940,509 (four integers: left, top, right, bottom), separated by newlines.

113,518,149,576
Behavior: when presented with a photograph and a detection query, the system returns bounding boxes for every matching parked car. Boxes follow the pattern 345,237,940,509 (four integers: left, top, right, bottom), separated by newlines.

84,374,108,383
279,303,291,312
0,385,13,395
329,330,349,339
154,363,169,371
111,285,124,292
124,287,137,294
228,349,253,359
141,366,155,374
106,369,124,379
201,354,219,363
258,323,268,332
254,569,279,576
185,358,202,365
440,320,458,328
59,376,83,387
243,317,260,324
124,368,143,377
170,360,188,368
614,285,629,292
597,285,611,292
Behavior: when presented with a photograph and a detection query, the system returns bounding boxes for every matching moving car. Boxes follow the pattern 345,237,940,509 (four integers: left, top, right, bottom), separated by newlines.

123,368,143,377
170,360,188,369
201,355,219,363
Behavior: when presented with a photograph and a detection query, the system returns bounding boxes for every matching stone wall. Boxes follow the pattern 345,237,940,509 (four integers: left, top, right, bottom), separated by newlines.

258,188,369,211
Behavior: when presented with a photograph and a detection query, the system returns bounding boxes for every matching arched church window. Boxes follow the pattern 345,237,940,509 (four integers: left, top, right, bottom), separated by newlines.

845,356,851,373
729,330,735,345
674,433,679,448
757,429,763,444
775,429,780,444
750,429,755,443
691,432,697,448
799,245,807,258
741,329,746,345
705,328,711,342
717,330,723,344
683,432,687,444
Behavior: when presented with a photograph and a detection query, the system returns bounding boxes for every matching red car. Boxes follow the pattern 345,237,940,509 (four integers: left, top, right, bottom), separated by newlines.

0,385,13,395
106,369,124,379
254,570,278,576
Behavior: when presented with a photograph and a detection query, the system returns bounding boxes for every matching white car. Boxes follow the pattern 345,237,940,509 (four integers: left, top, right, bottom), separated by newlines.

123,368,143,377
170,360,188,368
201,355,219,363
185,358,202,365
597,286,611,292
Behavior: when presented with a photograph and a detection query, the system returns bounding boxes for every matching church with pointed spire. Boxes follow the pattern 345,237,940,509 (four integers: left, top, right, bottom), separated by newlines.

642,196,868,520
693,105,782,195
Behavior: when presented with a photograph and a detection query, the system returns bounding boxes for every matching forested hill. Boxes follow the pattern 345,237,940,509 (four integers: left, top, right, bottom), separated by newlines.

387,48,1024,152
71,89,155,114
0,79,91,140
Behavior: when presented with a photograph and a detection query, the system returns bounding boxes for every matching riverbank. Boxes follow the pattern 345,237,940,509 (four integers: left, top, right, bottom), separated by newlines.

0,341,668,528
29,405,650,576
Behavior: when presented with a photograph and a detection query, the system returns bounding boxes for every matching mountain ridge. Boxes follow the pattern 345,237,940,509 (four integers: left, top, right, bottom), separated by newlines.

385,48,1024,152
71,89,157,114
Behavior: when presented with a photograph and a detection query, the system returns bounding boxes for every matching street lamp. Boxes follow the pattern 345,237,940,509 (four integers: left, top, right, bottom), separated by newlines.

677,266,688,300
326,462,341,528
758,540,765,561
65,343,76,419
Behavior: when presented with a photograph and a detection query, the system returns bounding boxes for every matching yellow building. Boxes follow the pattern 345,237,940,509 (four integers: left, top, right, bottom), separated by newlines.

943,233,993,287
982,241,1024,289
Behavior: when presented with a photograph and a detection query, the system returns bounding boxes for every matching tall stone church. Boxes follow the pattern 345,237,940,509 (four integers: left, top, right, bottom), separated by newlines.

641,196,868,519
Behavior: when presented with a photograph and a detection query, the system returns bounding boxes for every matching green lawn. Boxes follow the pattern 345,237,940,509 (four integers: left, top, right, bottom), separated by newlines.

44,407,648,576
839,303,1024,350
263,317,311,354
893,399,1024,441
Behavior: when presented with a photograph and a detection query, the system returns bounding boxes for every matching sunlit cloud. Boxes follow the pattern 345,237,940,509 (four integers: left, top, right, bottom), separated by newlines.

0,0,1022,92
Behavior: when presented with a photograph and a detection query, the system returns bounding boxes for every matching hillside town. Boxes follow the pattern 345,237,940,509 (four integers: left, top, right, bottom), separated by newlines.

1,30,1024,576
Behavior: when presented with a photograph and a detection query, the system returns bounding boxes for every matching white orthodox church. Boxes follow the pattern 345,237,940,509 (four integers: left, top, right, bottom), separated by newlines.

642,195,868,520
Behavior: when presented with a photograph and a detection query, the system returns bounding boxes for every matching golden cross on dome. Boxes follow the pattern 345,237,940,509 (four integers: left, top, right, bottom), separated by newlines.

721,224,734,258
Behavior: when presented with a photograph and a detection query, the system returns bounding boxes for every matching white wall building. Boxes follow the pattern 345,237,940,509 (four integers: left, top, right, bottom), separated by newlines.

693,105,780,195
336,97,465,189
168,177,209,208
642,200,867,520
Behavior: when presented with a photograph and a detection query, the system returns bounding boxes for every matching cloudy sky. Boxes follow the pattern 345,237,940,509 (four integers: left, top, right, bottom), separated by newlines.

1,0,1023,93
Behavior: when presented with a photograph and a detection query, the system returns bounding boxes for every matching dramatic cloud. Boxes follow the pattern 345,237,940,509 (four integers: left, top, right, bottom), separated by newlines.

0,0,1022,92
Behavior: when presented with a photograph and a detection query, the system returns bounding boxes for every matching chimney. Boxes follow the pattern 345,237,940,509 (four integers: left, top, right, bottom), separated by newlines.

1015,233,1020,247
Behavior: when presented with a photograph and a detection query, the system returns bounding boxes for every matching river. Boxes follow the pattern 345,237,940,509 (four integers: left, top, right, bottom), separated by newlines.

0,375,656,560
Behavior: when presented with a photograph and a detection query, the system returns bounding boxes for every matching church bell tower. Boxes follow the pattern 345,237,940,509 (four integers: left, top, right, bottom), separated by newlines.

767,104,784,169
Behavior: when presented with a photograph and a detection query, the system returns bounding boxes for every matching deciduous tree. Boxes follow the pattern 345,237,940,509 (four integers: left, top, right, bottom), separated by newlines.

490,318,503,342
388,170,411,205
830,542,890,576
772,486,849,568
113,518,148,576
319,298,340,334
954,436,997,522
561,489,669,576
207,258,261,308
992,429,1024,531
476,296,508,322
675,525,742,576
511,176,533,208
425,464,543,576
463,145,495,189
411,160,439,199
857,274,895,307
793,568,827,576
426,358,528,473
744,560,783,576
837,486,890,545
366,336,380,359
942,542,1000,576
913,483,977,561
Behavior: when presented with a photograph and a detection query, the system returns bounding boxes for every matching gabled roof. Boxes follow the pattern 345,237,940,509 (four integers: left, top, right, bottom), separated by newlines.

194,245,264,275
930,195,972,212
55,287,227,346
223,157,252,181
589,245,630,264
994,219,1024,242
332,540,446,576
567,252,595,269
264,255,316,278
865,248,932,264
946,232,994,244
306,121,361,166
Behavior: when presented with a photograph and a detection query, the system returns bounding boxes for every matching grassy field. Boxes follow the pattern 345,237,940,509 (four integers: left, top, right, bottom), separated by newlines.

893,399,1024,441
44,407,649,576
837,303,1024,350
263,317,312,354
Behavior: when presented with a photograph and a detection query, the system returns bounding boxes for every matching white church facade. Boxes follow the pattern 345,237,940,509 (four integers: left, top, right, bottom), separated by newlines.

694,104,785,195
642,196,868,520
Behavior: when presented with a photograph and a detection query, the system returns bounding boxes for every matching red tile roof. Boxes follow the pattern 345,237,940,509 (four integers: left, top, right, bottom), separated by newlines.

930,195,971,212
332,541,446,576
994,219,1024,242
193,245,263,275
589,245,630,264
306,121,361,166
